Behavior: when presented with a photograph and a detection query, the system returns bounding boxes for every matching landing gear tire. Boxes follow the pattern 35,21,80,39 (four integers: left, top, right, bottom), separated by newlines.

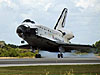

35,54,41,58
58,54,60,58
61,54,63,58
58,54,63,58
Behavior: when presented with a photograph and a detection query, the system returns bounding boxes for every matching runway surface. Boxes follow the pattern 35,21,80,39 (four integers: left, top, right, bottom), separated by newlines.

0,57,100,67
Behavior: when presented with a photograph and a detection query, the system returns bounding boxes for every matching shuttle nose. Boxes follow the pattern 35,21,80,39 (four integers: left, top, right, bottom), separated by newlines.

16,25,24,34
16,25,28,33
16,26,24,38
16,28,22,33
16,25,28,38
16,24,37,38
16,24,31,38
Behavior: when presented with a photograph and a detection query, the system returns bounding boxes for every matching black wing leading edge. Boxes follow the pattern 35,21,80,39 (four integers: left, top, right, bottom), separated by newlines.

60,43,95,52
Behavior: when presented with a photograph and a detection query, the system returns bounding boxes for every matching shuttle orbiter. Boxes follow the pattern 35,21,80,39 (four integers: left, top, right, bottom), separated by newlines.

16,8,94,58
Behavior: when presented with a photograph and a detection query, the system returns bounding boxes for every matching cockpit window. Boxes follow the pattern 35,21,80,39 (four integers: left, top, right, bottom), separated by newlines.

23,19,35,24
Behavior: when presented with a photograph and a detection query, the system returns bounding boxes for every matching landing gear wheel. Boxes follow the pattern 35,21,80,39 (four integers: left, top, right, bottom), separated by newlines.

61,54,63,58
58,54,60,58
35,54,41,58
58,54,63,58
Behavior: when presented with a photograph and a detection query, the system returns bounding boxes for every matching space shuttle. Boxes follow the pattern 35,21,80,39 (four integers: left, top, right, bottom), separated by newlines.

16,8,95,58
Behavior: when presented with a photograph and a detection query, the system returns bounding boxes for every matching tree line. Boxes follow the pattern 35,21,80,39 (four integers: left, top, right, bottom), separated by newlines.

0,44,36,57
94,40,100,55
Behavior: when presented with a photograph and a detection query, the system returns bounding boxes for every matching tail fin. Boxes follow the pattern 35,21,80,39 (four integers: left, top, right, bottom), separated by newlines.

54,8,68,30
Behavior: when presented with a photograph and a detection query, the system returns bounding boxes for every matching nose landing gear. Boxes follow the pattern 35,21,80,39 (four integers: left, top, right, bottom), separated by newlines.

31,46,42,58
35,54,41,58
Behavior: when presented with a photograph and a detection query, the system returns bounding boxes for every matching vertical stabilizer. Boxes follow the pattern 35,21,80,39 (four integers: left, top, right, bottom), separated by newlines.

54,8,68,30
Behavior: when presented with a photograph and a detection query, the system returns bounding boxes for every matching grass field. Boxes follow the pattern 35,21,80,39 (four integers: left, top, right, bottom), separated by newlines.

0,65,100,75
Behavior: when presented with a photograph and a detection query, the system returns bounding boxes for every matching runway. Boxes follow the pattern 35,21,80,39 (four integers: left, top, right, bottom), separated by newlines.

0,57,100,67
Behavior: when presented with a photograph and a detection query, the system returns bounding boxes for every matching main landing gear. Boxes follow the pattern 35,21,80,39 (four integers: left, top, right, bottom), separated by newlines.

57,46,64,58
58,54,63,58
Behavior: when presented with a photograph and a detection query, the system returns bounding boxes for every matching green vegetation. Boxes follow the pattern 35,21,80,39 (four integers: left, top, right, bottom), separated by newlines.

0,65,100,75
94,40,100,54
0,45,35,57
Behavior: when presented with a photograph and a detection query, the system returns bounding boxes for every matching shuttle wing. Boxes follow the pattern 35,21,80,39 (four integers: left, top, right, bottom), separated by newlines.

18,36,95,53
59,43,95,52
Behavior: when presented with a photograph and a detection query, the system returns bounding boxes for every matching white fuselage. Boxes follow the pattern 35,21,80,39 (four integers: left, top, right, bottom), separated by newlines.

21,22,74,44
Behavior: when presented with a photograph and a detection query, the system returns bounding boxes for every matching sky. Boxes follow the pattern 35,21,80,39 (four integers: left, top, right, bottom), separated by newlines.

0,0,100,45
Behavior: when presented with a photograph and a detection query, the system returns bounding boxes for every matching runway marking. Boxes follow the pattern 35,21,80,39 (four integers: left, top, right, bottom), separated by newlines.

0,63,100,67
0,58,100,67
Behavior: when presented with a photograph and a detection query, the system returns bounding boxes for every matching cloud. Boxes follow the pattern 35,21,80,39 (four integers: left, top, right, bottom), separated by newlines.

75,0,94,9
19,0,54,12
73,0,100,13
44,3,52,11
0,0,18,9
